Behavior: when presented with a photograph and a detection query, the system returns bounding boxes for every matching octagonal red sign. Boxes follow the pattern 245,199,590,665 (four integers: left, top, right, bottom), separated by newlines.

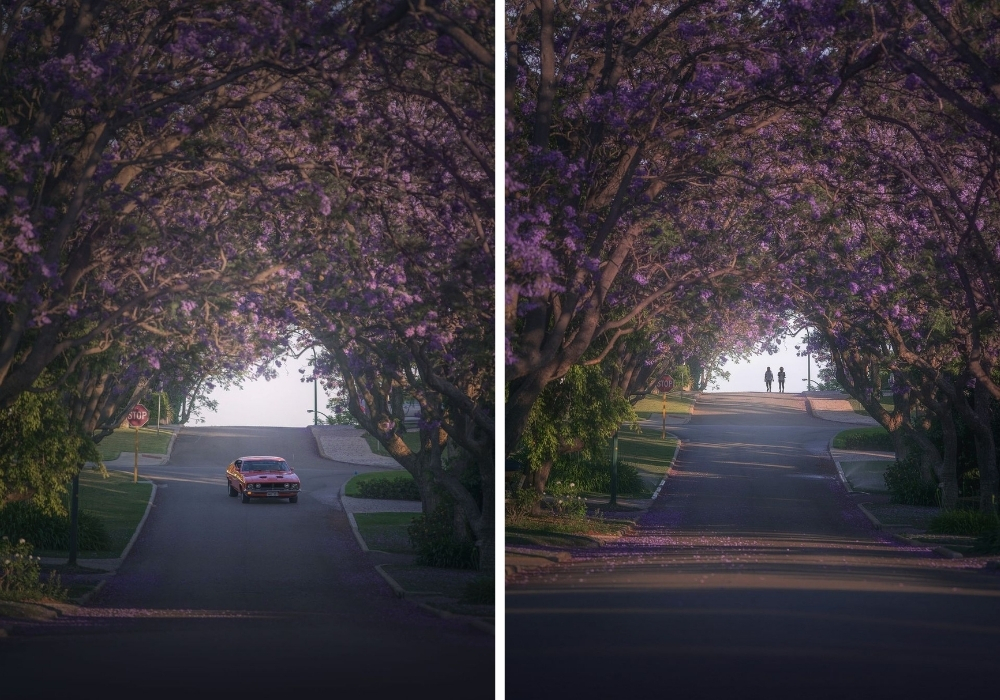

127,404,150,428
656,375,674,393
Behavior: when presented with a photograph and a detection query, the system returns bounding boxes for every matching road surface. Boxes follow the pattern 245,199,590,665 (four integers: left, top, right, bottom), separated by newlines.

1,426,492,697
506,393,1000,698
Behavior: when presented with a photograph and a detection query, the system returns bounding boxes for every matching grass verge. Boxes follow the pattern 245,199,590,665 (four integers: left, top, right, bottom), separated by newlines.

506,514,634,548
354,511,417,554
633,393,695,420
95,427,173,462
363,432,422,456
832,426,893,451
606,429,678,491
847,397,894,416
35,468,152,559
344,470,416,498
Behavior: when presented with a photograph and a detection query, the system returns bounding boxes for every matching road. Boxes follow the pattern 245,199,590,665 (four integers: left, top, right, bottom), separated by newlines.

506,393,1000,698
1,426,492,698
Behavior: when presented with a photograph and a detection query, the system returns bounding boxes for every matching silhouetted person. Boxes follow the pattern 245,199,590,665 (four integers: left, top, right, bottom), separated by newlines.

777,367,786,393
764,366,773,392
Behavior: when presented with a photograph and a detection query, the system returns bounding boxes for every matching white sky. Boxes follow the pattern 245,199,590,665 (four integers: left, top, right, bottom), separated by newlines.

708,328,829,393
189,330,829,427
192,351,338,427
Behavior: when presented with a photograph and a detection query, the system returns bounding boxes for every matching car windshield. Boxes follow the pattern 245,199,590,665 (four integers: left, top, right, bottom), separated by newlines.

242,460,287,472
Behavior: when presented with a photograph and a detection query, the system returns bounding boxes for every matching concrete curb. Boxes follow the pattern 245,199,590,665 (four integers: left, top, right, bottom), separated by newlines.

828,436,965,560
414,600,495,637
339,482,372,553
120,481,157,563
829,437,853,493
651,432,681,501
373,564,440,598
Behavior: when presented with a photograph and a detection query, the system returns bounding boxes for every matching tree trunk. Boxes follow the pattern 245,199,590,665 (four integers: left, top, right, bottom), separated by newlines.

67,469,80,567
938,408,959,510
972,381,999,514
527,460,553,515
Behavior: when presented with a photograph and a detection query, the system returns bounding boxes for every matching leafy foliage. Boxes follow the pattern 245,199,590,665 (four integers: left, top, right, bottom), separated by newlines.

0,501,110,551
0,392,100,514
0,536,66,601
550,458,650,498
833,427,894,452
884,455,939,507
407,504,478,570
517,365,636,476
355,475,421,501
927,509,1000,536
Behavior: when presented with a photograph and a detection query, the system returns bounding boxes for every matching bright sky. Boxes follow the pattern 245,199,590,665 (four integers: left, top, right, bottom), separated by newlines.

190,330,828,426
192,351,338,427
709,328,829,393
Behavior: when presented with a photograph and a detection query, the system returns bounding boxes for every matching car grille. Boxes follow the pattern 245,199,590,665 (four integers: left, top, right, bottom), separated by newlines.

256,483,292,490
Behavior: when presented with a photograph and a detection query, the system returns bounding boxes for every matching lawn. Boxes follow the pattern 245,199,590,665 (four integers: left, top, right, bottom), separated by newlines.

353,512,417,554
633,392,696,420
832,426,893,451
36,468,153,559
847,397,894,416
505,514,635,548
343,470,415,497
95,427,173,462
608,429,679,480
363,431,422,456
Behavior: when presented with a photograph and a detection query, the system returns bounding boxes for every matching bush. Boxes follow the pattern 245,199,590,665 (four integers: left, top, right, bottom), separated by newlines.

883,455,938,506
972,527,1000,555
461,576,494,604
545,479,587,518
407,504,478,570
0,501,110,551
0,535,65,601
833,427,894,451
928,509,1000,536
550,457,651,497
505,487,537,524
355,475,421,501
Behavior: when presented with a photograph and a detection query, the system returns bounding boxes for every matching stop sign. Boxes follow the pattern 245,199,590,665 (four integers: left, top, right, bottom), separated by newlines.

127,404,150,428
656,375,674,393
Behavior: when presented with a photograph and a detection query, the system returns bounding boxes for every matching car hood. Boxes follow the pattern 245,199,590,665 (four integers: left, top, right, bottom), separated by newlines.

243,473,300,482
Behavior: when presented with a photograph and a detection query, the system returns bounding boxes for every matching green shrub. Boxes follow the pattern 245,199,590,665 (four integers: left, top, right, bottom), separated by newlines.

928,509,1000,536
505,487,538,524
0,501,110,551
883,456,938,506
550,458,650,496
461,576,494,604
0,535,66,601
545,479,587,518
407,504,478,570
833,427,894,451
972,527,1000,555
355,475,421,500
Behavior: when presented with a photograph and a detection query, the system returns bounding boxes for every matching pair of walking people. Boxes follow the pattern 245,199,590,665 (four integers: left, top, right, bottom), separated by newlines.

764,366,786,393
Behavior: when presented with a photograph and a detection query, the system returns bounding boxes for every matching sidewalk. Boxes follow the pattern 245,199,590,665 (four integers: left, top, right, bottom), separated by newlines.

805,394,981,558
340,483,494,636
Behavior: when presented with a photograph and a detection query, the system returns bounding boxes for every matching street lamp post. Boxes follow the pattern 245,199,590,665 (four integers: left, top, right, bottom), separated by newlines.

312,348,318,425
307,408,333,423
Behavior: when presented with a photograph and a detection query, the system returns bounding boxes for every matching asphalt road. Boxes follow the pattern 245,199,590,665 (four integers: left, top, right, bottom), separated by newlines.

506,393,1000,698
0,426,492,698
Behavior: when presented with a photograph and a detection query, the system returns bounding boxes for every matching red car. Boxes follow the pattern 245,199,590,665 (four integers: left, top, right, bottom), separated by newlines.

227,456,301,503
